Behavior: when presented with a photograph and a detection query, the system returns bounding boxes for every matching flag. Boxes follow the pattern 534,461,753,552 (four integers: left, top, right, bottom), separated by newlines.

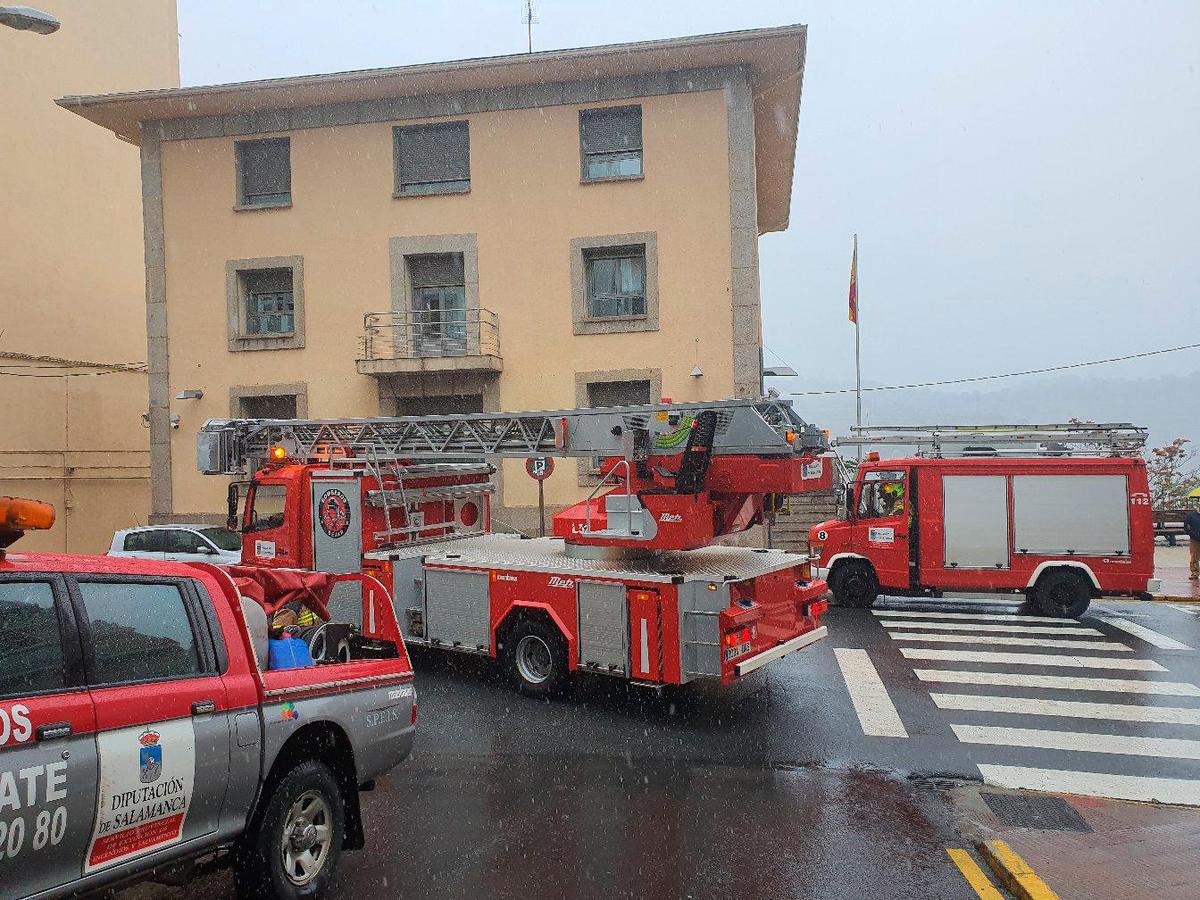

848,234,858,324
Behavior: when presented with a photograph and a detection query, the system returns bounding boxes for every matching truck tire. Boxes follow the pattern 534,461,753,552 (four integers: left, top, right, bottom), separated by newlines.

235,760,345,900
504,615,569,697
1033,569,1092,619
829,561,879,609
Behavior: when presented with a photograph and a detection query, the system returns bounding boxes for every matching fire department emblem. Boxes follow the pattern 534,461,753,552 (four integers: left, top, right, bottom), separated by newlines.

138,729,162,784
318,489,351,539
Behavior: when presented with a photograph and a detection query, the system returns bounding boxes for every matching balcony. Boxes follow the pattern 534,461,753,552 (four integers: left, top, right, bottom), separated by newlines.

357,308,502,376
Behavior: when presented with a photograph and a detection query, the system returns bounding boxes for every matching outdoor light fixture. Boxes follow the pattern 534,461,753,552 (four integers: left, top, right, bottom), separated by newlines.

690,366,704,378
0,6,60,34
176,389,204,400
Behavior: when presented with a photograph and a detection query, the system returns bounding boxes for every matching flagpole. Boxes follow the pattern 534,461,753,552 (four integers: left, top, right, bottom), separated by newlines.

853,234,862,459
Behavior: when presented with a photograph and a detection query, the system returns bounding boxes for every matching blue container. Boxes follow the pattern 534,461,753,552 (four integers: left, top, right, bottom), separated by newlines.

268,636,314,670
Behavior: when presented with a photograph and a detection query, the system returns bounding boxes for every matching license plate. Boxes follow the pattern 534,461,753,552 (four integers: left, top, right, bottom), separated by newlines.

724,641,752,662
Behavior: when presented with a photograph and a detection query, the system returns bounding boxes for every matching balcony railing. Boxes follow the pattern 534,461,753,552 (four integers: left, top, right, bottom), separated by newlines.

358,308,501,374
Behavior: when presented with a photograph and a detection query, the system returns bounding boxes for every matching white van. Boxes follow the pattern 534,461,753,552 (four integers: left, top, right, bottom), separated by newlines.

108,524,242,563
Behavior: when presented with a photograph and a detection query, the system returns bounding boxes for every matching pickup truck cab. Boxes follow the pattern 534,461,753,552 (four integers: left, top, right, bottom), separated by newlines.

0,497,414,900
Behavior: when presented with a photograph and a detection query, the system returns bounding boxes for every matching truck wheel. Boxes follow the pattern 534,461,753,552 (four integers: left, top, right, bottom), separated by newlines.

235,760,345,900
1034,569,1092,619
830,561,879,609
505,616,568,697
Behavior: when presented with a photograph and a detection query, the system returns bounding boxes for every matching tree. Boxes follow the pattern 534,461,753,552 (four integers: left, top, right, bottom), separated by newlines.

1146,438,1200,508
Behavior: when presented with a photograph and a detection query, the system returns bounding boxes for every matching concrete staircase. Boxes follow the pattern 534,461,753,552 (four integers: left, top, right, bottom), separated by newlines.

768,491,839,554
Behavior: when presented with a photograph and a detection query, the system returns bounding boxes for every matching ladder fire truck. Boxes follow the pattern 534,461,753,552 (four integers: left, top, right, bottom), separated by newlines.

198,398,835,694
810,423,1160,618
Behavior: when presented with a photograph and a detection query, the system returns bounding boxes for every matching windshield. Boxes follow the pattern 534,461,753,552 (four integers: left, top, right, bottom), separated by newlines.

857,470,907,519
247,483,287,532
198,526,241,551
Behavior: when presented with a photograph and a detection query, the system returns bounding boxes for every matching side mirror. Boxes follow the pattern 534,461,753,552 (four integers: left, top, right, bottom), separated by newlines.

227,482,245,533
198,544,219,555
844,485,855,518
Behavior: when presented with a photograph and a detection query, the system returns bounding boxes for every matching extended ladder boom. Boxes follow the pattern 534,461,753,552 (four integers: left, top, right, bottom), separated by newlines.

836,422,1147,458
198,398,827,476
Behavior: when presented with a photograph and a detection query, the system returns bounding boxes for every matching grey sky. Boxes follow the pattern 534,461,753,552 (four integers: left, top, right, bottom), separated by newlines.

178,1,1200,438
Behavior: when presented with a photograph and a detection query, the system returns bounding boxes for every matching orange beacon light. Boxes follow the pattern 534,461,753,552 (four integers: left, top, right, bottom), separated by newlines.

0,496,56,550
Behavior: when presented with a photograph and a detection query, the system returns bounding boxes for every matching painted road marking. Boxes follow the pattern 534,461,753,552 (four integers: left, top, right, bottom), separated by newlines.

873,610,1075,623
977,839,1061,900
833,648,909,738
913,668,1200,696
900,648,1166,671
888,632,1131,652
1098,617,1194,651
880,620,1103,636
931,693,1200,725
952,724,1200,760
977,764,1200,806
946,849,1004,900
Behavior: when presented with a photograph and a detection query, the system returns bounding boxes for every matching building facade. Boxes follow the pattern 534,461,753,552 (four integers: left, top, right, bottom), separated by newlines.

1,0,178,552
62,25,805,529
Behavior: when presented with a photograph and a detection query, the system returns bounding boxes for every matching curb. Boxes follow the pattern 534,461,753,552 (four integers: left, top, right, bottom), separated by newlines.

976,839,1060,900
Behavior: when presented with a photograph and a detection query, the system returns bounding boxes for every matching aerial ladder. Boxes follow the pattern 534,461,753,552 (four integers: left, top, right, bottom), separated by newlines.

199,397,833,554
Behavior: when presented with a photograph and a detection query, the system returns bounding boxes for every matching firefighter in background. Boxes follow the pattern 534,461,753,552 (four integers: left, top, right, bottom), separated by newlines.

1186,494,1200,581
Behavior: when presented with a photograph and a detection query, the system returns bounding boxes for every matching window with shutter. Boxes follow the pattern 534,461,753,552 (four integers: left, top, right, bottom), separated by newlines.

583,245,647,318
235,138,291,207
579,105,643,180
586,380,652,408
394,122,471,195
239,394,299,419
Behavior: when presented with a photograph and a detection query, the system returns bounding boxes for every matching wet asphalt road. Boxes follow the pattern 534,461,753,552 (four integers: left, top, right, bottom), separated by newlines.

129,597,1200,899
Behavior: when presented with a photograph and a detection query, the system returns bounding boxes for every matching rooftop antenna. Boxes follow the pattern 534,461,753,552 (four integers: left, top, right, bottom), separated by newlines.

522,0,538,53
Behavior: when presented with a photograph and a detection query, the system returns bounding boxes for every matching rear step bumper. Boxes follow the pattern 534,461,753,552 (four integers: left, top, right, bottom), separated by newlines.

735,626,828,677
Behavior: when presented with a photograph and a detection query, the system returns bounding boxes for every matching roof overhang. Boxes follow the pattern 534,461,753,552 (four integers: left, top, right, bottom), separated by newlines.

57,25,805,233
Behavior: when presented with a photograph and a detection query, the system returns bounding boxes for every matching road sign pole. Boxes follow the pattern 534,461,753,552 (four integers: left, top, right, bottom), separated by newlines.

538,479,546,537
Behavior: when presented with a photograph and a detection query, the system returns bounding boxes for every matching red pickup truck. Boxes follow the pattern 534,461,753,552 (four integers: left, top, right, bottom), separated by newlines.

0,497,415,900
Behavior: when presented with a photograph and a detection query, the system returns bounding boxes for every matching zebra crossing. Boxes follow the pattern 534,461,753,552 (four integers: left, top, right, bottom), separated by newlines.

835,599,1200,805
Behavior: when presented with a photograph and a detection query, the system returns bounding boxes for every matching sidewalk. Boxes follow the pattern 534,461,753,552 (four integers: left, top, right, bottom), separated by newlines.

1153,546,1199,601
1154,565,1200,601
952,786,1200,899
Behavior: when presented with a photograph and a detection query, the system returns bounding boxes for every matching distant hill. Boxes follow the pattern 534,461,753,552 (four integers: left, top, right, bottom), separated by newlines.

779,370,1200,454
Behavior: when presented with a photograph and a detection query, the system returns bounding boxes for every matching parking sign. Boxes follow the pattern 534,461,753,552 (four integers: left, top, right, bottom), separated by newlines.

526,456,554,480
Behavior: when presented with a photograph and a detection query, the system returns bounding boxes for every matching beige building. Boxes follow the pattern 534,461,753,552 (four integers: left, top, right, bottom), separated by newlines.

61,25,806,529
1,1,178,552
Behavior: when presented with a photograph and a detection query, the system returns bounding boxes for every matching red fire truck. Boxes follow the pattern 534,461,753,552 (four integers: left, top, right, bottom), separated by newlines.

810,424,1160,618
198,399,835,694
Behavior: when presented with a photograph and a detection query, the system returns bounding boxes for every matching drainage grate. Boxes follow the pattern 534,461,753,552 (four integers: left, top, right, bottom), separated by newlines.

981,793,1093,833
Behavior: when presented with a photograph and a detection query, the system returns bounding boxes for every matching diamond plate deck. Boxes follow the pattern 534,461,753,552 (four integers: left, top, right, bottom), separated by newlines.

384,534,808,583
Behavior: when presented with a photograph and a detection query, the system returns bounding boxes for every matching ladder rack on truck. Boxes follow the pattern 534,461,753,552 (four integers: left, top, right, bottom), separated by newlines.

837,423,1148,458
197,397,836,695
